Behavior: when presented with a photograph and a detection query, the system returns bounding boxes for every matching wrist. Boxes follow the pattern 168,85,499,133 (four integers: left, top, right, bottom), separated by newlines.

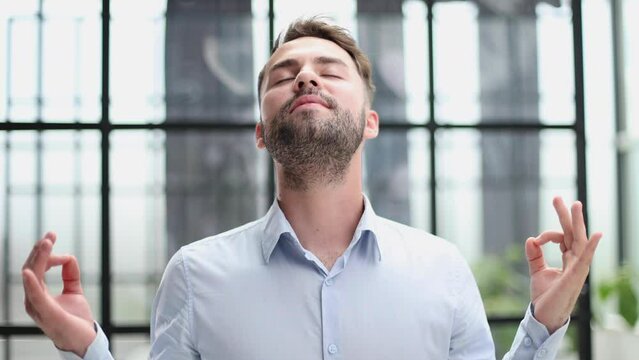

54,321,97,357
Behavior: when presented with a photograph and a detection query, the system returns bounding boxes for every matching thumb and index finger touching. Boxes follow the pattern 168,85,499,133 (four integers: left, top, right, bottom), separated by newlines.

22,232,84,309
525,197,603,274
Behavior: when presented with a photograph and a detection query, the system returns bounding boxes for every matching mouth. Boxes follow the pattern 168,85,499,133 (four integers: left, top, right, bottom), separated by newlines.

289,94,331,114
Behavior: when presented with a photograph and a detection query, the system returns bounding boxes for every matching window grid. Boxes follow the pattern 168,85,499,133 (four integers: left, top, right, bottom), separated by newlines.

0,0,594,359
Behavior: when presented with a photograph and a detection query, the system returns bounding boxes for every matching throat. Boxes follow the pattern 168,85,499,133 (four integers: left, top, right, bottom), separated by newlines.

303,239,350,271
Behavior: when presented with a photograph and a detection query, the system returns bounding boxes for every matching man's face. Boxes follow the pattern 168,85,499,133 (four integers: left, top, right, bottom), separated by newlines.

259,37,368,126
255,37,378,189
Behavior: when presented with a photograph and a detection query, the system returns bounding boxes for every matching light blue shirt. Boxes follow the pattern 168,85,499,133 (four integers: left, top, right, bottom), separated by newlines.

62,195,568,359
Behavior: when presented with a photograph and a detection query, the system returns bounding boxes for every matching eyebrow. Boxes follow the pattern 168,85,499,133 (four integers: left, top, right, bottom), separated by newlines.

268,56,349,75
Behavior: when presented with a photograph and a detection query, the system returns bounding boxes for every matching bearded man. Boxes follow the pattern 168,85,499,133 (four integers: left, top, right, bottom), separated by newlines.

22,18,602,360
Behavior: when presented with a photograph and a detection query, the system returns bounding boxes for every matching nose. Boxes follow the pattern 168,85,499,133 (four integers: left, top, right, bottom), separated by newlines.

295,71,320,92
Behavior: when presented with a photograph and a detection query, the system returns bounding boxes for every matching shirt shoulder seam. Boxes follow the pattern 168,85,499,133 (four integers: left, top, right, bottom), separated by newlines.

177,248,196,352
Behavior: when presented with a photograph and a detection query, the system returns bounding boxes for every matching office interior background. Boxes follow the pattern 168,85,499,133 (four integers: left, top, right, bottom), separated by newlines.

0,0,636,359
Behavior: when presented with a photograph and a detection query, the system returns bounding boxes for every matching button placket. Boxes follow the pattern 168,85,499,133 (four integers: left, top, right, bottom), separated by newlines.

321,275,341,359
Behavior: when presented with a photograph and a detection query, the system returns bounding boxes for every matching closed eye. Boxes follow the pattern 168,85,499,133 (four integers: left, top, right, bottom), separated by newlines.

322,74,341,79
275,77,294,85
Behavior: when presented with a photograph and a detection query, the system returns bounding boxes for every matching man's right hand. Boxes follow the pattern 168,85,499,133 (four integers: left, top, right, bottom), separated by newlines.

22,232,97,357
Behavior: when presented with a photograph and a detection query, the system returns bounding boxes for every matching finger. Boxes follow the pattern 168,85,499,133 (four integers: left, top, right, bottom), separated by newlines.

22,269,62,327
23,232,57,270
571,201,588,253
22,269,55,314
534,231,565,246
31,238,54,283
579,232,603,266
46,254,73,272
61,256,83,295
45,231,57,245
525,237,546,275
553,196,574,250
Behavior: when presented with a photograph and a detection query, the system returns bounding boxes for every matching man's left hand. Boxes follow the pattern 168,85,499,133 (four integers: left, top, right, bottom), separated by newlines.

525,196,603,333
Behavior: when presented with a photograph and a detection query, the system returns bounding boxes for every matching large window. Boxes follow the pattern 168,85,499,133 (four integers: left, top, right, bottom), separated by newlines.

0,0,626,359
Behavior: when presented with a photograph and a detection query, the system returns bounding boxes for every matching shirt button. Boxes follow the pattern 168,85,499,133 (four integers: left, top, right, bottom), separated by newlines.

524,336,532,347
536,348,547,358
328,344,338,354
325,278,334,286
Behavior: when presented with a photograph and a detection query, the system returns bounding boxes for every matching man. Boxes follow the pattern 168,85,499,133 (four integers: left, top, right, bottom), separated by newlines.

22,18,602,359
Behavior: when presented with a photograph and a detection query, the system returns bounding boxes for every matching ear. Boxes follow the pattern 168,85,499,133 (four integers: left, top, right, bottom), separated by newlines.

255,121,266,149
363,109,379,140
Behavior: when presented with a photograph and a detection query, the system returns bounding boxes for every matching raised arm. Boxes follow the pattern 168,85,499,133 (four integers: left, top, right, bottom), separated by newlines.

22,232,97,357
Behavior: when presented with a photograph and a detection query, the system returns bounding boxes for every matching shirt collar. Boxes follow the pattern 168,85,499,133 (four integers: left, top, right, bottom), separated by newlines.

261,194,381,264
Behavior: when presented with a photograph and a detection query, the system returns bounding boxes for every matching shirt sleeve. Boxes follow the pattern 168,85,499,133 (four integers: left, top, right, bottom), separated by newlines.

448,252,497,360
57,322,113,360
448,251,568,360
502,304,570,360
149,248,200,359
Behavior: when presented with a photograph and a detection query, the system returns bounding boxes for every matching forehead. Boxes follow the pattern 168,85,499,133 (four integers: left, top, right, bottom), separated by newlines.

265,36,357,72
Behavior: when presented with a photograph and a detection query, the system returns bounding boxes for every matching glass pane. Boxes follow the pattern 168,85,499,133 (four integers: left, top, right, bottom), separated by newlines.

357,0,424,124
624,0,639,137
0,1,101,123
0,130,101,325
110,0,166,123
274,0,356,32
9,336,60,359
364,128,430,231
433,1,480,124
433,0,575,125
436,129,577,316
112,334,150,360
4,18,38,122
110,130,268,324
582,0,618,284
110,0,262,124
401,0,430,125
627,149,639,272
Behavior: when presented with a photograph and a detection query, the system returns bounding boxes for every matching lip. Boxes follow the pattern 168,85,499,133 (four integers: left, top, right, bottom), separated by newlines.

289,95,330,113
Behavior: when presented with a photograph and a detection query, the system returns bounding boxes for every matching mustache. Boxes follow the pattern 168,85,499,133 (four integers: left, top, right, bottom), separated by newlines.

280,88,338,114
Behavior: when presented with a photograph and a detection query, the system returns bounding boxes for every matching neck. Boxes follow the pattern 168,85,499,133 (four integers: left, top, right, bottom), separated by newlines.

276,151,365,269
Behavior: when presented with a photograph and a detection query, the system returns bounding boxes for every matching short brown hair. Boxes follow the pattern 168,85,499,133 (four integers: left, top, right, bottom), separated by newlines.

257,17,376,105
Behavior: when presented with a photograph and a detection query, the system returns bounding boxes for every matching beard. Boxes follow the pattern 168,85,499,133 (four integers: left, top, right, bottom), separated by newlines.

262,89,366,191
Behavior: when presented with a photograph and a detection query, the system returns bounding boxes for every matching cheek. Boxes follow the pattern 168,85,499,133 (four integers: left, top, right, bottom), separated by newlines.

260,92,286,122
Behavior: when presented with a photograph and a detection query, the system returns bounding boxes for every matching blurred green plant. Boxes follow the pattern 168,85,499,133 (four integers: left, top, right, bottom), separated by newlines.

472,246,530,316
472,246,530,357
597,265,639,329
